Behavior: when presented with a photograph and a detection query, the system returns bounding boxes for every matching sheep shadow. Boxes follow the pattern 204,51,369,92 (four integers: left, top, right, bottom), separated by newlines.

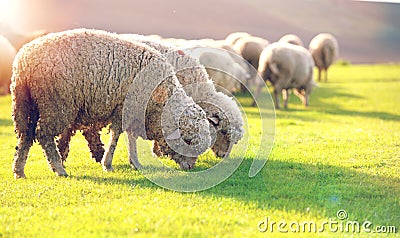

72,157,399,225
311,86,400,121
239,85,399,122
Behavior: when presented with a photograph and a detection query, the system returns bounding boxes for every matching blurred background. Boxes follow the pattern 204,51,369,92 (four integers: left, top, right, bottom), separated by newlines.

0,0,399,63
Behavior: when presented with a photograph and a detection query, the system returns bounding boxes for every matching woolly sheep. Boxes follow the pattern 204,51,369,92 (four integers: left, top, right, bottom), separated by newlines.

58,34,244,165
278,34,304,47
169,38,250,93
309,33,339,82
233,35,270,90
11,28,211,179
258,42,316,109
0,35,16,95
190,39,251,92
121,35,244,158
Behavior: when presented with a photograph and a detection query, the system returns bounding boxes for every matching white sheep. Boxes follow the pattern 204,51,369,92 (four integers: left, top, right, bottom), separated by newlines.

174,38,251,93
0,35,16,95
11,29,211,178
309,33,339,82
233,35,270,91
58,34,244,164
258,42,316,109
278,34,304,47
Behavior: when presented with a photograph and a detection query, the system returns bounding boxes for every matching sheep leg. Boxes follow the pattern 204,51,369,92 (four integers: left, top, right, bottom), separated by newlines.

273,89,281,109
152,140,163,157
282,89,290,109
12,135,33,179
101,125,121,172
37,136,68,177
318,68,322,82
82,128,105,163
56,127,75,167
324,69,328,82
126,130,142,170
294,88,311,107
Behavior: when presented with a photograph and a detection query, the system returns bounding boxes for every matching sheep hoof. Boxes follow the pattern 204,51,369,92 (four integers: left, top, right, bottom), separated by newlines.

130,162,142,170
56,171,68,177
55,168,68,177
103,165,114,172
14,172,27,179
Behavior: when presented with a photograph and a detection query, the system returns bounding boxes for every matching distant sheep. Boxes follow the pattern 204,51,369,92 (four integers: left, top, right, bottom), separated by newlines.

278,34,304,47
258,42,316,109
0,35,16,95
177,38,250,93
11,29,211,179
233,35,269,90
309,33,339,82
58,34,244,166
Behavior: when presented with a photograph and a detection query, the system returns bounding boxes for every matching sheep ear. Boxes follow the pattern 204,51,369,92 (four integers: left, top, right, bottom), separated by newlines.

166,129,181,140
207,116,219,126
269,63,280,75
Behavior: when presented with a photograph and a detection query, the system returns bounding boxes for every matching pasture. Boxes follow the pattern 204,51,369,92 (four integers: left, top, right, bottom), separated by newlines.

0,63,399,237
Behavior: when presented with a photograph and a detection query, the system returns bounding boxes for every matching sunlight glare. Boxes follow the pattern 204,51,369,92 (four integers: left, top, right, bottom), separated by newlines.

0,0,20,27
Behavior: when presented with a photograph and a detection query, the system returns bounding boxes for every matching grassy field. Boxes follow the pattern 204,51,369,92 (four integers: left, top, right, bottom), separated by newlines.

0,64,399,237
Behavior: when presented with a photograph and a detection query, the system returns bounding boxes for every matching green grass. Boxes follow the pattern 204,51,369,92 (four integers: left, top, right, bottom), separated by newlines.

0,64,399,237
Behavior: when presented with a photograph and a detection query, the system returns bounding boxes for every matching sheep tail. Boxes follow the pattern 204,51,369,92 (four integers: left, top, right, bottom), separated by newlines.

11,71,38,143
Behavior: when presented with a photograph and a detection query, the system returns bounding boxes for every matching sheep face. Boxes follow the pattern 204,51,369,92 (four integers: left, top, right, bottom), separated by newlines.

158,103,211,170
204,101,244,158
212,130,232,158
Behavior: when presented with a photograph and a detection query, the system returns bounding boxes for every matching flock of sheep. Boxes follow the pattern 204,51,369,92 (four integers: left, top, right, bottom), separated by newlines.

0,28,338,178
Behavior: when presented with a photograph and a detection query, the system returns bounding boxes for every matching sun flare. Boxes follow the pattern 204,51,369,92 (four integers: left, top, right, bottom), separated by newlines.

0,0,20,26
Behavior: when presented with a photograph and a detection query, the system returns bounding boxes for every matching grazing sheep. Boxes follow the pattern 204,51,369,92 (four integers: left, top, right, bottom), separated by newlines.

225,32,251,47
278,34,304,47
189,39,251,93
0,35,16,95
309,33,339,82
258,42,316,109
167,37,250,93
58,34,244,165
122,35,244,158
11,28,211,179
233,36,270,90
161,38,251,93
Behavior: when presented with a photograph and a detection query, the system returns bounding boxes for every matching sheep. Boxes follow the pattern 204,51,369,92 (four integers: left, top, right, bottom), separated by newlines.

57,34,244,166
121,35,244,158
232,35,270,91
309,33,339,82
257,42,316,109
188,39,252,92
278,34,304,47
165,38,250,94
199,50,243,93
225,32,251,47
11,28,211,179
0,35,16,95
